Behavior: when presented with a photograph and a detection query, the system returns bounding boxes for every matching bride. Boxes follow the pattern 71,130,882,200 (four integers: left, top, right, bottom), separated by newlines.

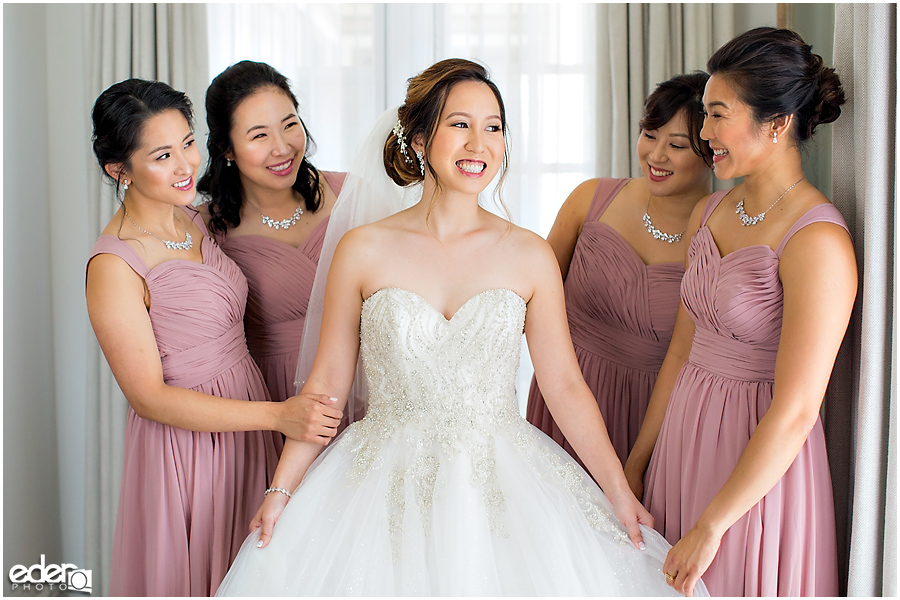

216,59,705,597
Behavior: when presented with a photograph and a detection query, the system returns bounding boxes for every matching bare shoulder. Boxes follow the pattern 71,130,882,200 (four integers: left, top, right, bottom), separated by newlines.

779,201,857,294
504,223,561,275
553,178,600,225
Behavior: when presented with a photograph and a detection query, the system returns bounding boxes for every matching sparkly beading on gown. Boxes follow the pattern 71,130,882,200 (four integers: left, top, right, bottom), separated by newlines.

216,287,707,596
87,207,281,596
527,178,683,465
643,190,845,596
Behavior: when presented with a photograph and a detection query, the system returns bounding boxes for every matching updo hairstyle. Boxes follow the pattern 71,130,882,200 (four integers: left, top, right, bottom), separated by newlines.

639,71,713,167
198,60,322,234
91,78,194,195
707,27,845,145
384,58,510,193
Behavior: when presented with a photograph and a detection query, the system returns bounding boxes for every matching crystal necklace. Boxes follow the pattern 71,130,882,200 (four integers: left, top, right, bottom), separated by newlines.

250,199,304,230
735,176,805,226
124,207,193,251
642,196,686,243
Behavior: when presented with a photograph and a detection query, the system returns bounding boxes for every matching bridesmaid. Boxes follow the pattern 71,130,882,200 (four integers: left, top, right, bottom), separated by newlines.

86,79,332,595
625,28,856,596
526,72,713,466
198,61,346,435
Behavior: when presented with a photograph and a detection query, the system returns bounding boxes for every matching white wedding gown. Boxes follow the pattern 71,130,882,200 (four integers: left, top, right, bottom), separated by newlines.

217,287,706,596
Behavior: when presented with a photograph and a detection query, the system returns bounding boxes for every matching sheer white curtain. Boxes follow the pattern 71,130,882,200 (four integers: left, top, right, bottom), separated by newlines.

82,5,209,595
830,4,897,596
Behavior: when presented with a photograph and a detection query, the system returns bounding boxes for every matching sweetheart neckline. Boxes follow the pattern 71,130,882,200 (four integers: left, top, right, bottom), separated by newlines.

363,287,526,322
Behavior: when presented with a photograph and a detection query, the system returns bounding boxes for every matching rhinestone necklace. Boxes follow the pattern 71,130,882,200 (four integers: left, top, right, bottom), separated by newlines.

642,196,686,243
735,176,805,226
250,200,304,230
124,208,193,251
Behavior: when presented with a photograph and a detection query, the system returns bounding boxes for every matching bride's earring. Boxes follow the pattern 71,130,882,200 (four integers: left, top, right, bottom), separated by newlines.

416,150,425,177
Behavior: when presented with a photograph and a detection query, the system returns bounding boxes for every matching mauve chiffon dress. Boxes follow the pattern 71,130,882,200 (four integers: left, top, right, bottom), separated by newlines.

88,207,282,596
526,178,683,465
214,171,346,408
643,190,843,596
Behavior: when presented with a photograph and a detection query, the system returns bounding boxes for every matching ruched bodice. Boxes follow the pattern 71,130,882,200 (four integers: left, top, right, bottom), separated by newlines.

528,178,684,464
90,214,254,389
217,219,326,357
215,171,345,403
681,229,782,381
568,221,682,368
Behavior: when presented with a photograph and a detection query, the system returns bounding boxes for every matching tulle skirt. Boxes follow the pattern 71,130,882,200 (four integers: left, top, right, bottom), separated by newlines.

217,418,706,596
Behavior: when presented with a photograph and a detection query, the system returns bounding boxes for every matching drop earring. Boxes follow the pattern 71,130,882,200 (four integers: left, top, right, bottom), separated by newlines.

773,131,778,144
226,158,232,167
416,150,425,177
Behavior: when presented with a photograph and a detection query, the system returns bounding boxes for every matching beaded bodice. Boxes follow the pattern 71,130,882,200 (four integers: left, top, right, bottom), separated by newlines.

360,287,524,433
339,287,630,547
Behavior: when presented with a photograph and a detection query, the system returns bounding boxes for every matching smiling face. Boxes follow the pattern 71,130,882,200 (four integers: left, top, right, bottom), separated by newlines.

700,74,774,181
227,86,307,198
416,80,505,198
116,109,200,206
637,108,711,199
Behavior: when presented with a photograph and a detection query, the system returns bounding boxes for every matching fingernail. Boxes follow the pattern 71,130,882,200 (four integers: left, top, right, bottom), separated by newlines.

329,396,338,402
257,540,264,548
638,542,646,551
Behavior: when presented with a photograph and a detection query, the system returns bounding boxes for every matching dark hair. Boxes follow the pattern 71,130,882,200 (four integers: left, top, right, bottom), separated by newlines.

384,58,510,204
639,71,713,167
91,79,194,194
198,60,322,234
707,27,845,144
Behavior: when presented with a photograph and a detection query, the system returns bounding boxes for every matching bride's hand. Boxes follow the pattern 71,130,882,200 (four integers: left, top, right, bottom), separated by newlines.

605,486,654,551
250,491,292,549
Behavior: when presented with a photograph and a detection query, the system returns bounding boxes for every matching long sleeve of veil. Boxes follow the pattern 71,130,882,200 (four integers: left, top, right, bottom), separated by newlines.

294,107,422,423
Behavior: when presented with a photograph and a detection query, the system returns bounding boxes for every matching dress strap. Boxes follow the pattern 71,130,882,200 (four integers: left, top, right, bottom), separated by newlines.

86,235,151,281
775,203,851,257
322,170,347,197
180,204,210,238
585,178,631,222
700,189,732,226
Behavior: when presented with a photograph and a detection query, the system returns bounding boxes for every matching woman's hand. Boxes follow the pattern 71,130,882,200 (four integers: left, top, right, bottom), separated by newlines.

605,486,654,550
277,393,342,444
250,490,292,548
623,459,645,501
663,523,721,597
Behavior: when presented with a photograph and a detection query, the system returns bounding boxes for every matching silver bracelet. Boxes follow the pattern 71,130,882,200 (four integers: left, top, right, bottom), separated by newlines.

265,487,292,499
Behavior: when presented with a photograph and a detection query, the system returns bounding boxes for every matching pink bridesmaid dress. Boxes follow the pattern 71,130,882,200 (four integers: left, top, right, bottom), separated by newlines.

88,207,282,596
526,178,683,465
215,171,346,408
643,190,842,596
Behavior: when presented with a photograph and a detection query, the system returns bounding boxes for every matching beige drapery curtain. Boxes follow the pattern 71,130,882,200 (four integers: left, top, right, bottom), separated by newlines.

82,5,209,594
829,3,897,596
